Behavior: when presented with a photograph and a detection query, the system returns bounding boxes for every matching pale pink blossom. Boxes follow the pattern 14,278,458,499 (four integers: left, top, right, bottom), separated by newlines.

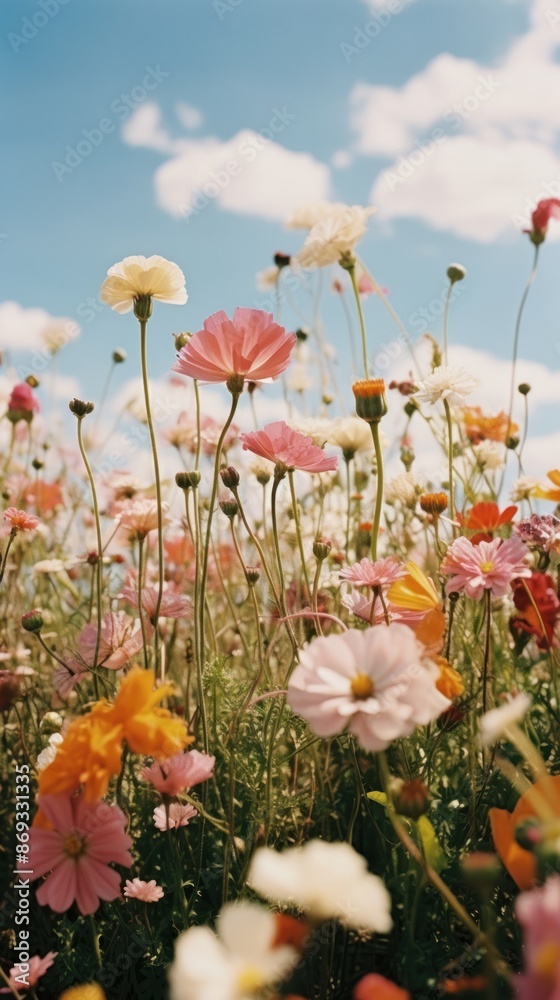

153,802,198,831
120,581,192,624
166,412,239,455
53,657,88,698
1,952,57,993
441,536,531,600
342,590,425,627
115,498,169,538
30,794,132,915
124,878,164,902
3,507,40,532
515,876,560,1000
141,749,215,795
241,421,338,474
340,557,405,590
76,611,147,670
287,624,449,752
172,307,296,384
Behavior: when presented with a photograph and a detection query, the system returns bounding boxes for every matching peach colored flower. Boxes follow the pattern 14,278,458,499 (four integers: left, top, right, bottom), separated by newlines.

2,952,57,993
3,507,40,532
172,308,296,385
116,498,169,539
153,802,198,831
340,556,405,589
141,749,215,795
76,611,147,670
124,878,164,902
241,421,338,474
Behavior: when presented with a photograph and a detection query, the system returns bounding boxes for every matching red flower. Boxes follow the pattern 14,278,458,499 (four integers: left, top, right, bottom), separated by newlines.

458,501,517,540
526,198,560,243
510,572,560,649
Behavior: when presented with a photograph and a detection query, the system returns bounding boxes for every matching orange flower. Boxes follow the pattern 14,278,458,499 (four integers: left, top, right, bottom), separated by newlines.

434,656,464,700
443,976,487,995
38,704,123,802
109,667,191,758
24,479,64,515
458,502,517,533
462,406,518,444
532,470,560,502
489,775,560,889
388,561,445,653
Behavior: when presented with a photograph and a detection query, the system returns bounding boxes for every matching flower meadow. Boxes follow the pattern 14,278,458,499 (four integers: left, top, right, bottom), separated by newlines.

2,201,560,1000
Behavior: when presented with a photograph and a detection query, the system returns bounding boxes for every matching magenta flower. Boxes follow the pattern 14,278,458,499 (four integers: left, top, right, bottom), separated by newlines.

140,749,215,796
440,536,531,600
30,794,132,915
153,802,198,831
124,878,164,902
7,383,40,415
340,557,405,590
515,877,560,1000
172,308,296,385
240,421,338,474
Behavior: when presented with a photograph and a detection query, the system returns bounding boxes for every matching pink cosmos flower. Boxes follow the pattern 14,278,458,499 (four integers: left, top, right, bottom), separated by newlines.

153,802,198,831
141,749,216,795
53,657,88,698
515,876,560,1000
340,557,405,590
527,198,560,242
30,794,132,915
115,498,169,538
0,952,57,994
124,878,164,902
441,536,531,600
120,581,192,624
342,590,425,628
172,307,296,385
7,383,40,414
240,421,338,474
76,611,147,670
287,624,450,753
3,507,40,532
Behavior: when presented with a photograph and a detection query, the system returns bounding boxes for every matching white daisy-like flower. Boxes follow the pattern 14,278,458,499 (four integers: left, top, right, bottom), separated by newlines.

286,363,313,393
414,366,478,407
384,472,420,507
249,839,392,933
327,416,375,456
169,902,298,1000
295,205,376,268
480,693,531,746
472,440,505,471
285,200,348,230
100,255,188,314
511,476,540,502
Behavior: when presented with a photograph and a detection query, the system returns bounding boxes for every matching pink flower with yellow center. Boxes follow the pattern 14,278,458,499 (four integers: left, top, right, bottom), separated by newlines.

340,556,405,590
440,536,531,600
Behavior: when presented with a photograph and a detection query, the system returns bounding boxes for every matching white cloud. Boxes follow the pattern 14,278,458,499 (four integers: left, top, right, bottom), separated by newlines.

175,101,203,130
0,301,79,352
351,0,560,241
122,106,332,223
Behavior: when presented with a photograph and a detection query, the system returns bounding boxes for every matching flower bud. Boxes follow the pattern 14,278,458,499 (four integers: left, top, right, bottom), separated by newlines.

447,263,467,283
174,332,190,351
220,466,240,490
273,251,291,269
352,379,388,423
295,328,309,342
403,400,418,418
69,398,94,418
32,457,44,471
518,383,531,396
322,393,334,407
113,349,127,364
22,609,44,632
40,710,63,735
246,567,260,586
390,778,430,820
220,499,238,520
400,444,415,471
461,852,502,893
26,375,40,388
506,435,520,450
313,537,332,562
133,294,153,322
175,470,201,491
255,469,271,487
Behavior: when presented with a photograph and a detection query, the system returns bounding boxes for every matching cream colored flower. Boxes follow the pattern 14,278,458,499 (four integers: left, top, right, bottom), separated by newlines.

37,732,63,772
100,255,187,314
327,416,374,456
414,366,478,407
286,364,313,394
255,265,280,291
480,693,531,747
472,440,505,471
295,205,376,268
385,472,420,507
285,201,347,230
511,475,540,502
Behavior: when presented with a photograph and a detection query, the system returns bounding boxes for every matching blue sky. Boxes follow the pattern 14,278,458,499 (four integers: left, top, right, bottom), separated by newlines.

2,0,560,446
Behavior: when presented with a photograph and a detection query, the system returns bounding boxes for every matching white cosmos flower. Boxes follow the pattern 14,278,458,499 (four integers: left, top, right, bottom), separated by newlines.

286,363,313,393
480,693,531,747
327,416,375,456
255,265,280,291
472,440,505,471
37,732,63,772
414,366,478,407
511,476,541,502
168,902,298,1000
285,200,348,230
384,472,419,507
249,840,392,933
100,255,188,314
295,205,376,268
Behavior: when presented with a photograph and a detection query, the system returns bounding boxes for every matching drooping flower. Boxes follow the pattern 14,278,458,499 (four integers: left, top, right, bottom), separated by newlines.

3,507,40,532
30,794,132,915
516,514,560,553
413,366,478,407
172,308,296,386
1,952,57,993
124,878,164,902
462,405,518,444
100,255,187,314
287,624,449,752
354,973,411,1000
249,840,392,932
153,802,198,831
240,421,338,474
440,536,531,600
515,876,560,1000
511,573,560,649
532,470,560,503
526,197,560,243
76,611,146,670
295,205,376,268
489,777,560,890
340,557,405,590
168,902,299,1000
141,749,215,796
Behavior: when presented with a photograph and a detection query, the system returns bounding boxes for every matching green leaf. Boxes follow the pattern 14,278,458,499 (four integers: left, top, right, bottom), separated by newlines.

367,791,447,873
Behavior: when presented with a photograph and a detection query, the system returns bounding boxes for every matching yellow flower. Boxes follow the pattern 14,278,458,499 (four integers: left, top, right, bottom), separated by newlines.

532,469,560,502
434,656,464,700
38,704,123,802
59,985,106,1000
388,561,445,652
109,667,192,757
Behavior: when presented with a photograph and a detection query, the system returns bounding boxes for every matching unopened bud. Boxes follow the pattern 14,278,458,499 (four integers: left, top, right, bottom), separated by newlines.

26,375,40,388
313,537,332,561
32,457,44,471
220,466,240,490
220,499,238,520
404,399,418,418
175,470,201,491
69,398,94,418
174,332,190,351
518,383,531,396
391,778,430,820
133,294,153,322
420,492,448,517
113,349,127,364
506,435,520,450
461,852,502,893
352,379,388,423
274,251,291,269
22,609,44,632
447,263,467,283
246,567,260,586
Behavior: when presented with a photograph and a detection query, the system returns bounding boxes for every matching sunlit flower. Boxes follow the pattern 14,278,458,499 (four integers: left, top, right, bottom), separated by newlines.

414,366,478,407
462,405,518,444
100,255,187,314
434,657,464,700
340,557,405,589
472,440,505,471
124,878,164,902
458,501,517,534
169,902,299,1000
285,201,348,229
327,416,374,456
30,793,132,914
37,733,64,772
7,382,40,416
115,498,169,539
109,667,191,758
255,264,280,290
141,749,215,796
2,952,57,993
287,624,449,752
441,536,531,600
37,703,123,800
76,611,146,670
249,840,392,932
384,472,419,507
295,205,376,268
511,475,541,502
387,561,445,652
119,580,192,624
532,470,560,503
240,421,338,474
480,692,531,746
153,803,198,831
489,776,560,889
172,308,296,386
3,507,40,532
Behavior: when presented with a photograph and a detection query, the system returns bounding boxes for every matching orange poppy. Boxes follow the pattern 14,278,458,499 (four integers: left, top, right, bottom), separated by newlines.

462,406,518,444
457,502,517,532
489,775,560,889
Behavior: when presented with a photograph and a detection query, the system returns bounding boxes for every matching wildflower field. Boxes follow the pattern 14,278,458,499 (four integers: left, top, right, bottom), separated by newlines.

1,200,560,1000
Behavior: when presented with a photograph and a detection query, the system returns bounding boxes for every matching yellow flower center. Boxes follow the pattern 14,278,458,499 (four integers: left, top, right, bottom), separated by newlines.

63,833,86,858
479,561,494,573
535,942,560,978
351,673,375,700
236,964,266,992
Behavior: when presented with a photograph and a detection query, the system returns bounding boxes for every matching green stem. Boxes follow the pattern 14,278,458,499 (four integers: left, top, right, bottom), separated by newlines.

76,417,104,677
137,537,150,670
0,531,16,585
443,398,457,534
370,421,384,561
482,588,493,716
288,470,312,598
347,261,369,378
442,279,453,366
193,378,202,470
139,317,165,667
